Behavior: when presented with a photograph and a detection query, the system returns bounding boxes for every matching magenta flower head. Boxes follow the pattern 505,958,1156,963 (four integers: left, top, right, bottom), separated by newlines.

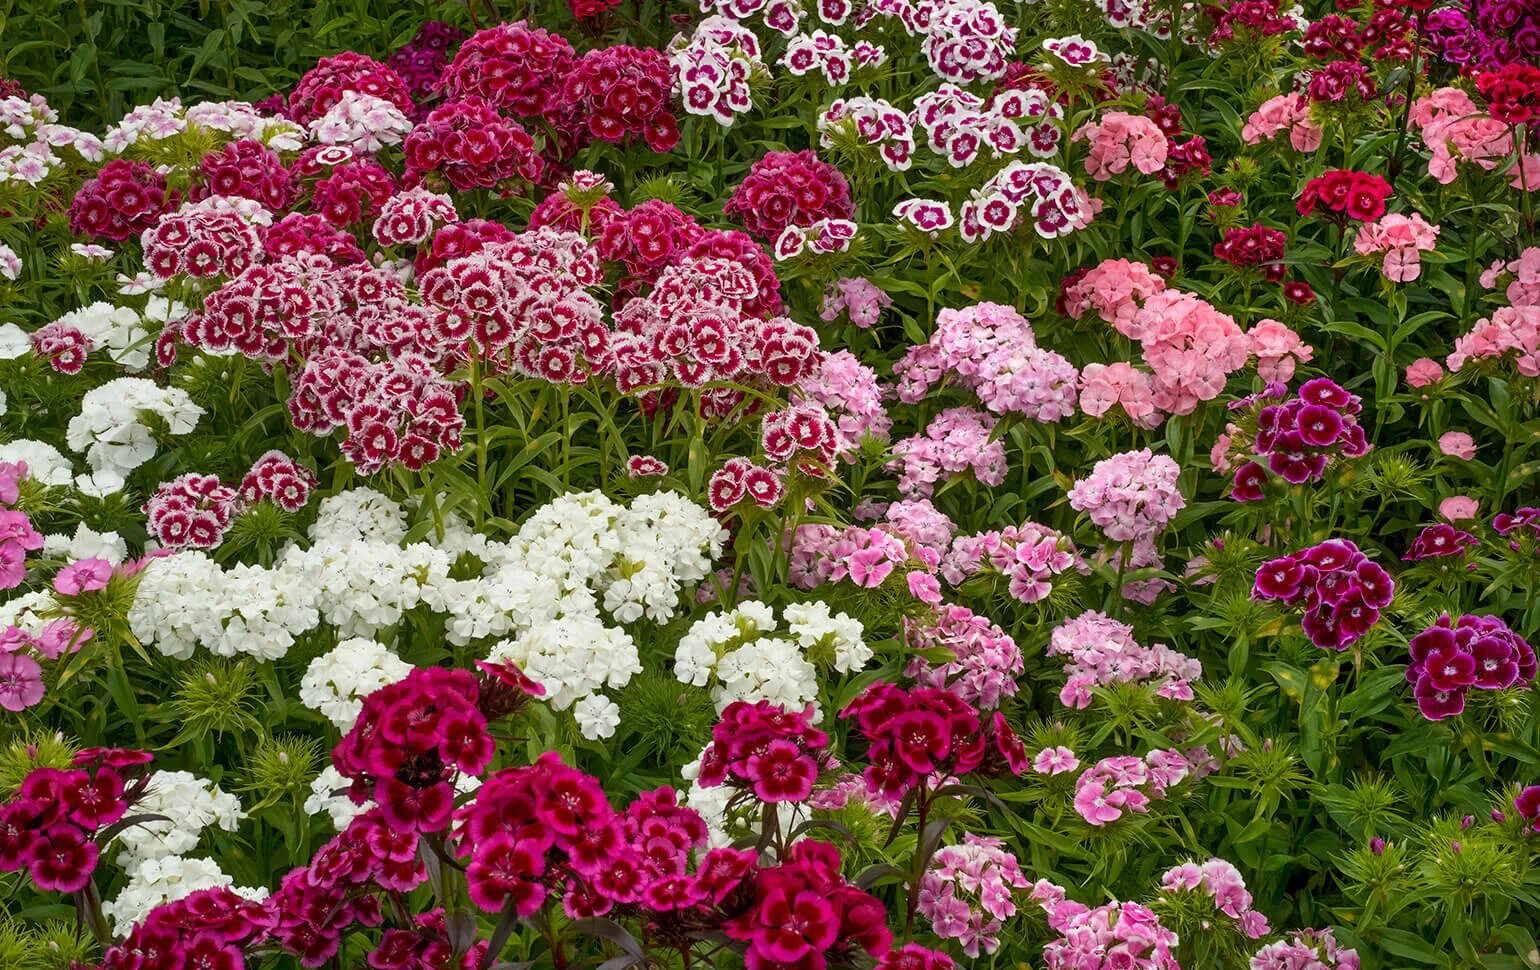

697,700,828,803
1256,540,1392,650
1516,785,1540,832
1407,613,1534,721
1231,461,1268,502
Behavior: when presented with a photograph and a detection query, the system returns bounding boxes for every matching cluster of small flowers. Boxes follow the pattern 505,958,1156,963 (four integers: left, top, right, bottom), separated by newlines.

564,46,680,152
141,196,267,282
774,217,857,259
1068,449,1185,543
819,278,893,330
1354,212,1440,283
0,595,88,713
1479,246,1540,308
99,856,268,933
1214,222,1287,279
385,21,465,103
69,159,179,242
1406,613,1537,721
1159,858,1270,939
95,886,273,970
904,604,1023,709
725,149,854,243
781,30,854,86
192,138,293,210
1252,539,1395,651
889,406,1007,498
65,377,204,495
306,91,413,154
819,96,914,170
841,681,1026,797
959,161,1094,242
0,751,149,894
918,834,1030,957
1412,87,1533,189
402,96,542,191
894,302,1078,422
669,17,763,127
675,599,870,712
1448,305,1540,377
786,521,919,592
143,474,238,549
912,84,1060,168
1297,169,1394,224
1251,928,1362,970
1074,110,1169,181
300,637,414,729
1073,748,1206,826
696,699,831,802
1049,610,1202,708
922,0,1017,83
286,50,414,126
0,91,104,187
940,521,1079,605
1405,523,1479,562
29,321,93,375
1241,93,1323,152
1229,378,1371,500
1030,879,1180,969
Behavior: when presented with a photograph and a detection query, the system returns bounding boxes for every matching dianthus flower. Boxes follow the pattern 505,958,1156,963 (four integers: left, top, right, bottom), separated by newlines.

563,46,679,152
1240,93,1322,152
889,407,1007,498
724,150,854,243
1447,305,1540,376
1252,539,1394,651
144,473,239,550
68,159,177,242
1032,880,1179,969
841,681,1024,796
1049,610,1201,708
1406,614,1536,720
941,521,1079,604
439,21,576,120
402,97,542,192
1073,748,1203,826
1297,169,1393,223
696,700,830,802
918,834,1029,957
1068,449,1185,543
191,138,292,210
904,604,1023,709
1227,377,1370,499
1251,927,1362,970
1214,223,1288,280
1159,858,1270,939
287,51,413,126
1355,213,1440,282
1074,111,1168,180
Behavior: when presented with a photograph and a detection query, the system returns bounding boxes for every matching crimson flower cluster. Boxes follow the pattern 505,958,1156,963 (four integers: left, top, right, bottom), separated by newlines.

596,199,702,283
563,46,680,153
286,50,413,125
1306,60,1377,104
142,201,263,281
1517,786,1540,834
438,21,576,121
1252,539,1394,651
333,665,534,834
30,322,92,375
192,139,293,210
841,682,1025,797
697,700,831,803
1231,378,1369,499
724,150,856,243
144,473,239,550
1208,0,1297,45
403,97,543,191
0,749,152,895
1143,97,1210,190
386,21,466,104
1297,169,1393,223
262,212,366,264
1406,614,1537,721
307,158,398,227
707,456,785,513
761,403,839,470
1214,223,1287,279
68,159,177,242
1477,63,1540,125
95,886,272,970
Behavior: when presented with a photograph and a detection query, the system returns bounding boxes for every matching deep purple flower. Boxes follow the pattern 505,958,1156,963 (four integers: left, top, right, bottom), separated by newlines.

1414,676,1467,720
1295,403,1344,447
1231,462,1267,502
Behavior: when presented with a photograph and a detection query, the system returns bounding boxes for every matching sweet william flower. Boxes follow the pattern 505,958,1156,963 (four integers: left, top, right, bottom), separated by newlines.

0,652,44,711
1439,431,1477,460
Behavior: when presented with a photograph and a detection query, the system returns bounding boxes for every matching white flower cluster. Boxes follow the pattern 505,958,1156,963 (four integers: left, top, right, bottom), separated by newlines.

0,439,73,486
0,240,19,280
103,97,302,153
300,638,414,730
50,301,151,371
674,599,871,712
65,378,204,496
309,92,413,153
0,589,58,636
101,856,267,933
113,770,245,868
42,522,128,564
130,488,727,739
2,93,103,185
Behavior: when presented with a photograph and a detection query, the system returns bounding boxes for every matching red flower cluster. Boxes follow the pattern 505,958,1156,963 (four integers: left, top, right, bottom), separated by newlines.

1478,63,1540,124
387,21,467,104
286,50,413,126
563,46,680,153
1208,0,1298,45
29,322,92,375
333,667,506,834
724,150,855,243
191,139,293,211
722,840,892,969
707,456,785,512
686,229,785,319
1306,59,1377,103
237,451,316,512
1214,222,1288,280
841,682,1025,796
308,159,398,227
142,200,263,281
697,701,830,803
1297,169,1393,223
761,403,839,469
262,212,366,264
68,159,177,242
1141,100,1211,191
404,97,543,191
1252,538,1394,650
597,199,703,282
439,21,576,120
413,218,517,274
144,473,239,549
0,750,151,895
97,886,272,970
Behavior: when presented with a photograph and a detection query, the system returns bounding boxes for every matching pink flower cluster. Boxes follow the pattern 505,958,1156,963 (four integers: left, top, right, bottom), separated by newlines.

1448,305,1540,376
1073,748,1202,826
904,604,1024,709
1159,858,1270,939
787,522,919,591
893,302,1079,421
438,21,575,120
563,46,679,152
372,187,458,246
841,681,1025,796
1074,111,1169,181
941,522,1079,604
403,97,542,191
1413,87,1535,189
144,473,239,550
1241,93,1323,152
792,350,891,458
0,464,43,590
921,0,1017,83
1354,212,1440,282
1067,449,1185,543
1252,539,1395,651
142,198,263,281
68,159,178,242
30,322,92,374
697,700,830,802
286,50,413,126
98,886,272,970
1030,880,1179,969
1048,610,1202,708
820,277,892,329
889,407,1007,498
917,834,1029,957
707,456,785,513
1251,928,1362,970
1479,247,1540,307
1406,613,1537,720
193,139,293,210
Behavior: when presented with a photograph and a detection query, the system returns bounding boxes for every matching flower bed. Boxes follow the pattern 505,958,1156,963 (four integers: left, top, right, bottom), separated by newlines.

1,1,1539,967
